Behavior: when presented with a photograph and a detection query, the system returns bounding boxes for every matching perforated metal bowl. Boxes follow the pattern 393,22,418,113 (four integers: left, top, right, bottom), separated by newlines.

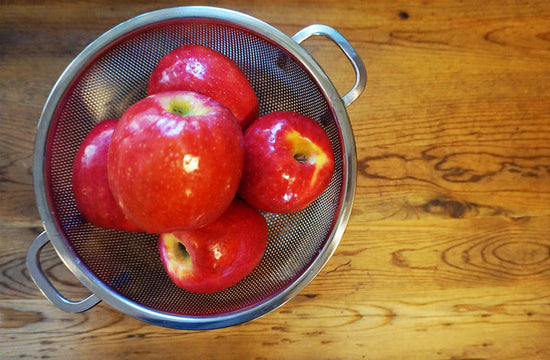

27,6,366,330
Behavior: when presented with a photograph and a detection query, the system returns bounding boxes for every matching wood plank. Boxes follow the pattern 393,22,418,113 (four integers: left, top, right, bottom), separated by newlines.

1,0,550,359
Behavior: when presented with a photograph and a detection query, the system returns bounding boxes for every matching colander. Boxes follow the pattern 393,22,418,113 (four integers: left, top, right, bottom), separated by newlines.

26,6,366,330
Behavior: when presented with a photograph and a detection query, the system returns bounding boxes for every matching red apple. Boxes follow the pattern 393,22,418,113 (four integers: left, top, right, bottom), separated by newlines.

158,198,268,293
72,119,141,232
238,111,335,213
147,44,259,129
108,91,244,233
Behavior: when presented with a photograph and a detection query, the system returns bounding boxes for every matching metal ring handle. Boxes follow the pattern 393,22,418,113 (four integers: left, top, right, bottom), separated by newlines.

292,24,367,107
26,231,101,313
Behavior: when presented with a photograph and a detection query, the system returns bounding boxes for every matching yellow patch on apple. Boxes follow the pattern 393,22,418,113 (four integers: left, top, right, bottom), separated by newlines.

286,130,329,184
163,233,192,277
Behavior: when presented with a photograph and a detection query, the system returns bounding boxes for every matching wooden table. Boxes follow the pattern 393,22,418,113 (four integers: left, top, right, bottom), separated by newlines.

2,1,549,359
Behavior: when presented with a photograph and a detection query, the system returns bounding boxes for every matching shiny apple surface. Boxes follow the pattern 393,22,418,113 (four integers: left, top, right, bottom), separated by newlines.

108,91,244,233
158,199,268,293
238,111,335,213
148,44,259,129
72,119,142,232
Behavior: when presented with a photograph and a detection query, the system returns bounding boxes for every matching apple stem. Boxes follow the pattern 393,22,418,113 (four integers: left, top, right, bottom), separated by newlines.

170,106,190,117
177,242,190,259
293,153,309,163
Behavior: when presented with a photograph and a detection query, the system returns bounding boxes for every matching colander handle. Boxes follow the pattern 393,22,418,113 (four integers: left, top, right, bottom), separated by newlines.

26,231,101,313
292,24,367,107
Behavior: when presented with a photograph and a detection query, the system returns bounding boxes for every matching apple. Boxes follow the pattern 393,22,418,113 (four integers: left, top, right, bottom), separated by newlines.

158,198,268,293
108,91,244,234
238,111,335,213
72,119,141,232
147,44,259,129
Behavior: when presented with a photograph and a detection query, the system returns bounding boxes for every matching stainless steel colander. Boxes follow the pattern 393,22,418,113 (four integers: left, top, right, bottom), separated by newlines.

26,6,366,330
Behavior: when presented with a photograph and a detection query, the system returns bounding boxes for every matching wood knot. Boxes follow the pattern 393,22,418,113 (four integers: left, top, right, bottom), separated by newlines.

421,196,473,219
443,236,550,279
493,242,549,266
398,11,410,20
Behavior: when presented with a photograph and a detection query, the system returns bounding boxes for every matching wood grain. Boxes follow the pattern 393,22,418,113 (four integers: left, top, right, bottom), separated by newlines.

1,0,550,359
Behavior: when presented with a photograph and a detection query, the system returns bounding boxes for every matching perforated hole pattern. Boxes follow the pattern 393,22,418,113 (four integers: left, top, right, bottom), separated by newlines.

45,20,344,317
